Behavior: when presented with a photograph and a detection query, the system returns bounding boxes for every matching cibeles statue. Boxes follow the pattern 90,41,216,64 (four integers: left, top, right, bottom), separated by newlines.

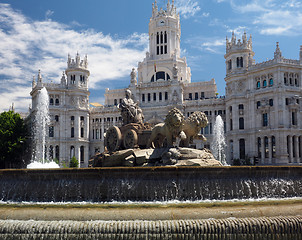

118,89,144,125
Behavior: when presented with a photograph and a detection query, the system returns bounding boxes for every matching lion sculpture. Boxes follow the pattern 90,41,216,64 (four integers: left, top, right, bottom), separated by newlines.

147,108,185,148
180,111,208,147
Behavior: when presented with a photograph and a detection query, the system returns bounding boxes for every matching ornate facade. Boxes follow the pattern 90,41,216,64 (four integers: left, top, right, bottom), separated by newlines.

31,1,302,167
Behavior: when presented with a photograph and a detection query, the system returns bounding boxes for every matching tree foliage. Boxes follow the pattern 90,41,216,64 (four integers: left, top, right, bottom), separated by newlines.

69,156,79,168
0,110,28,168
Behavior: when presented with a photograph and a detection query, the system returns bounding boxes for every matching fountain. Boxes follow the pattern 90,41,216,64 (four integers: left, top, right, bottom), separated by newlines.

28,87,59,169
0,106,301,238
211,115,227,165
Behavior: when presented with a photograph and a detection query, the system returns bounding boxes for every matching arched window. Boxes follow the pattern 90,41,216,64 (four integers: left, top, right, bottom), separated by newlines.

49,145,53,159
156,33,159,44
269,78,273,86
164,31,167,43
160,32,163,44
114,99,117,105
272,136,276,158
55,98,59,106
264,136,269,158
50,98,54,105
71,116,74,121
55,145,59,160
240,57,243,67
230,140,234,160
150,71,171,82
80,146,84,164
256,81,260,89
239,139,245,159
228,60,232,70
284,73,288,85
70,146,75,158
70,75,75,84
263,80,267,87
257,137,261,159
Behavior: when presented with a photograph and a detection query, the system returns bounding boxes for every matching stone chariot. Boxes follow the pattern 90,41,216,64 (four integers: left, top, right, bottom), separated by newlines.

104,90,152,153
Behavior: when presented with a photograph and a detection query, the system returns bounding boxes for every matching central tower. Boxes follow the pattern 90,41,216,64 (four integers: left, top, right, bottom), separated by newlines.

149,0,180,60
137,0,191,85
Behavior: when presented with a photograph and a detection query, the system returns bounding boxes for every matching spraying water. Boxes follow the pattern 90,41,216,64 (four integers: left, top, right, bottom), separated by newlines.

211,115,227,165
28,87,59,169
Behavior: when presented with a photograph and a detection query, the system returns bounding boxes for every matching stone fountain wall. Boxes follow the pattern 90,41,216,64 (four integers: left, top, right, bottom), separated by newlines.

0,166,301,203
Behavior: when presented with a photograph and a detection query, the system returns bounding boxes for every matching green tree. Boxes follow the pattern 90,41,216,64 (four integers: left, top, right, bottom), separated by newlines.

69,156,79,168
0,110,28,168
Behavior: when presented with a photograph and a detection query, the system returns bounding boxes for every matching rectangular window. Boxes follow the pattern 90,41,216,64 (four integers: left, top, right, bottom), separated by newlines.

239,117,244,129
269,99,273,106
153,92,156,101
263,113,268,127
200,92,205,99
92,129,95,139
292,111,297,125
165,92,168,100
238,104,244,110
230,119,233,131
81,127,84,138
96,129,99,139
49,126,54,137
164,45,167,54
239,139,245,159
148,93,151,102
189,93,192,100
71,127,74,138
257,101,261,109
157,46,159,55
195,92,198,100
204,125,209,134
159,92,162,101
142,94,145,102
161,46,163,54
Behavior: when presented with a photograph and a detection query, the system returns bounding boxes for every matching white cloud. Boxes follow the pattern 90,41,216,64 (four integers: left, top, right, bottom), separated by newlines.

186,36,225,54
227,26,247,36
0,4,148,113
45,10,54,20
217,0,302,36
201,39,225,53
176,0,201,19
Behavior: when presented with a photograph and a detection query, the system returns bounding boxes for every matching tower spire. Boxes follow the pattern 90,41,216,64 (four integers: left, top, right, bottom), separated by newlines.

274,42,282,59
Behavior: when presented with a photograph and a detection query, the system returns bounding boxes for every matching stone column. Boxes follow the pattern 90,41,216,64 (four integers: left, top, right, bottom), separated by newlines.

75,115,79,138
295,136,299,163
101,121,104,141
288,136,293,163
268,137,272,164
261,137,265,165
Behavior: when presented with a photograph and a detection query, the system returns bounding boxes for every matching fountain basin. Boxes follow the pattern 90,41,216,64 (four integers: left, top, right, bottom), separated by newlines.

0,166,301,239
0,166,301,202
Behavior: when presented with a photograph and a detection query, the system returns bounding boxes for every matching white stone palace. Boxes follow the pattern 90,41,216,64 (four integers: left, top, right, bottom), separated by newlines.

31,1,302,167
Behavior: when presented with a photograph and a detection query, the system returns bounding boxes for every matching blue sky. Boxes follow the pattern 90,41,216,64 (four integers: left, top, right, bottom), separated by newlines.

1,0,302,112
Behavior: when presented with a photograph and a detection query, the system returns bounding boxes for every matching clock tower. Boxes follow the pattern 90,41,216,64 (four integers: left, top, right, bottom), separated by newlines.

149,0,180,60
137,0,191,85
